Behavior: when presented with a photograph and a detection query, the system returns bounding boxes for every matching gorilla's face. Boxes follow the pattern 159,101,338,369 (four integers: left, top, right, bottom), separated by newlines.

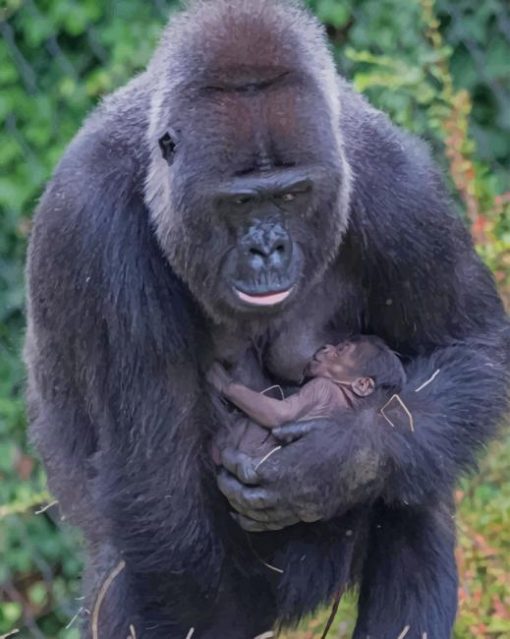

149,73,350,323
207,168,311,309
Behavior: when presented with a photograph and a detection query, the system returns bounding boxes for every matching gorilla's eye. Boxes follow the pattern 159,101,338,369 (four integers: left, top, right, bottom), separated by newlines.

275,192,297,204
234,195,253,206
158,131,177,164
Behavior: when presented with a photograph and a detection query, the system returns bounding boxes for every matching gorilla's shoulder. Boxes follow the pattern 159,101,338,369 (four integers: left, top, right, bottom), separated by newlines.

339,78,440,196
52,73,152,193
337,76,477,306
338,78,467,246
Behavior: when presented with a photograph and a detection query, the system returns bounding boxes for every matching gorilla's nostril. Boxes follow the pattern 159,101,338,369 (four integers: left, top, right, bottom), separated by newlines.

249,247,267,258
275,244,286,254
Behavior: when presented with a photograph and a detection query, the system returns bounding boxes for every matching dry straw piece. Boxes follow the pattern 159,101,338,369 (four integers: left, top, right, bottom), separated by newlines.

262,385,285,399
261,560,284,574
255,446,282,471
91,560,126,639
35,499,59,515
414,369,441,393
380,394,415,432
320,590,343,639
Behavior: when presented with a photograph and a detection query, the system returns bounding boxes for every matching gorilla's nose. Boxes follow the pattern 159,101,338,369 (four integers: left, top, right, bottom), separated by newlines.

242,223,292,271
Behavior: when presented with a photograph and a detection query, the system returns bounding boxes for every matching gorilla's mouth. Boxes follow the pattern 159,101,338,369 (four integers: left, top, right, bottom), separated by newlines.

234,287,294,307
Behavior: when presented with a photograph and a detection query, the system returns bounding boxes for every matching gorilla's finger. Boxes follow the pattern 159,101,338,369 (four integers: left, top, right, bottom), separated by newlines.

217,471,278,512
232,505,295,524
272,421,315,444
220,448,260,485
232,508,274,523
236,499,323,526
296,507,323,524
233,513,299,532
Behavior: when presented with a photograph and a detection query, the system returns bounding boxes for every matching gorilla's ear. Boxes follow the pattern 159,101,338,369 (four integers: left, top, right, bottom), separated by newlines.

352,377,375,397
158,129,179,165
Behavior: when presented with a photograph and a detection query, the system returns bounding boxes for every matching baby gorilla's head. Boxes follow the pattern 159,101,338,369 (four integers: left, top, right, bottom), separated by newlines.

306,335,406,397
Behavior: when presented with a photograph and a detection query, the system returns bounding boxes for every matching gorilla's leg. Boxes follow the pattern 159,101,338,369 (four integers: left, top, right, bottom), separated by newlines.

187,586,277,639
82,556,141,639
83,557,276,639
353,504,457,639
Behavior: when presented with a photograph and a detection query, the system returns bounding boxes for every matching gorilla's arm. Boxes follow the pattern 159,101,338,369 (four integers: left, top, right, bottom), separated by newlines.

26,112,231,634
217,90,510,529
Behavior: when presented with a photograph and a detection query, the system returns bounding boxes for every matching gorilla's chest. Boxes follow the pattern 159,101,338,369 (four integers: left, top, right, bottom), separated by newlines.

212,310,357,388
211,263,363,384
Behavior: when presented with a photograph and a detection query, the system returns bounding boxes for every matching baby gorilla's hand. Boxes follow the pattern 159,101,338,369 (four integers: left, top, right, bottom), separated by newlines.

207,362,233,394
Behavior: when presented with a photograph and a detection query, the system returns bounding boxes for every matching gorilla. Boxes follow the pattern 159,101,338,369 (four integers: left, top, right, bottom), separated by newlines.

25,1,509,638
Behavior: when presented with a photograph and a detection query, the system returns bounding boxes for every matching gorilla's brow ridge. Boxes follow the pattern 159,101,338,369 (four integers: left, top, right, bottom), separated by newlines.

202,71,293,94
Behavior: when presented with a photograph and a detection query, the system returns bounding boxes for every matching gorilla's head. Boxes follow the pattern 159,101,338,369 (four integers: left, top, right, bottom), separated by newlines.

145,0,351,323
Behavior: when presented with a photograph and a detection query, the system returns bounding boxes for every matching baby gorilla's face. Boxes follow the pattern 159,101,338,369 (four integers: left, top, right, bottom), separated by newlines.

307,340,376,383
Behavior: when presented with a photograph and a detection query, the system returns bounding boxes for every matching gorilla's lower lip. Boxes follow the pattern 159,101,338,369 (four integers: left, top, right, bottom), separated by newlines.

234,288,294,306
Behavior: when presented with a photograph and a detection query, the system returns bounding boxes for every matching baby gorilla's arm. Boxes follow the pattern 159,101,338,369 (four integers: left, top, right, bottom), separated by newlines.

224,383,305,428
208,362,234,394
208,363,317,428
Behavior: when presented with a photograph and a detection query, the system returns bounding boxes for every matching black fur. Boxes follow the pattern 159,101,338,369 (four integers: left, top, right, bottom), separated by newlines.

25,1,509,638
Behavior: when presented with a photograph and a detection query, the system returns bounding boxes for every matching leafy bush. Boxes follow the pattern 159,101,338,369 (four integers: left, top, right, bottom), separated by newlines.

1,0,508,636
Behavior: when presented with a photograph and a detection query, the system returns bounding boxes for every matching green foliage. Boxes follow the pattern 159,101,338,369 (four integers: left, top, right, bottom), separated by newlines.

310,0,510,191
0,0,509,637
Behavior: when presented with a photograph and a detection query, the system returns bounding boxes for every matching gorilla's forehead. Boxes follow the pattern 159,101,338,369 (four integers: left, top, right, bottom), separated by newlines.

160,0,317,82
147,0,343,176
186,76,316,133
170,77,336,173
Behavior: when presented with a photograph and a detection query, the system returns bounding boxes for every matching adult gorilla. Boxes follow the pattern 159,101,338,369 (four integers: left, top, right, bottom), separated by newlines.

25,1,509,638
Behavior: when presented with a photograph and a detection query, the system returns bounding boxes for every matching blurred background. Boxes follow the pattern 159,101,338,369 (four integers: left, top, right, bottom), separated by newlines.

0,0,509,637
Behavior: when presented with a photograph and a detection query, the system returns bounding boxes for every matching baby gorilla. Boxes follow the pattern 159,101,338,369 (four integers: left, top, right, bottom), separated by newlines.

210,335,406,460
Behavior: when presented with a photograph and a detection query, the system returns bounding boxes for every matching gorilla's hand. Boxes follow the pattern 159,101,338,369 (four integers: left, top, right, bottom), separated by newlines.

217,413,387,532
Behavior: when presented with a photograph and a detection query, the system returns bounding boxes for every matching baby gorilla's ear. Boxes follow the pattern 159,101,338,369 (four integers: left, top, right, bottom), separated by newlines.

352,376,375,397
